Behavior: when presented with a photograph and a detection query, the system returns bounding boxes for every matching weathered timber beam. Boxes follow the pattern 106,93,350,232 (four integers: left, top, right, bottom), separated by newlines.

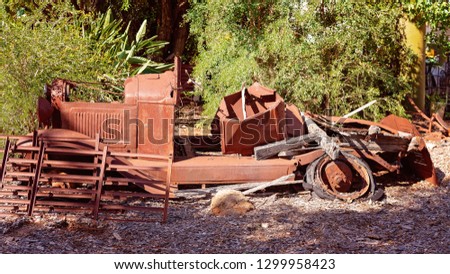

341,135,410,153
254,134,319,160
303,114,340,160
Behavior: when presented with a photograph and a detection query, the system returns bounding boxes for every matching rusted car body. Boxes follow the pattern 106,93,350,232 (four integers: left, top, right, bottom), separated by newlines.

0,58,438,222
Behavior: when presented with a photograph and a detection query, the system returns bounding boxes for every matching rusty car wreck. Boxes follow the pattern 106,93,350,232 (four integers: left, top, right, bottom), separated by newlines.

0,58,438,222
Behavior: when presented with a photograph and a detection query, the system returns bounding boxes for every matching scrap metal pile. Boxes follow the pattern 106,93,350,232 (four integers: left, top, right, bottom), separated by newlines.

0,58,438,222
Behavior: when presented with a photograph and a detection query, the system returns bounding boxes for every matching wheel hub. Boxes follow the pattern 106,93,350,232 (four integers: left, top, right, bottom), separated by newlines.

307,152,374,200
322,161,353,192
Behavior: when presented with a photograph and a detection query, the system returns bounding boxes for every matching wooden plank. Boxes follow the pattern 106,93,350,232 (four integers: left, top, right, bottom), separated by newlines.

341,135,410,153
304,115,340,160
254,133,318,160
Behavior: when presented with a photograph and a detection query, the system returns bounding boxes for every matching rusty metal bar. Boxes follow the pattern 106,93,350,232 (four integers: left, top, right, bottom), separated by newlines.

45,147,103,156
7,158,37,165
37,187,96,194
93,132,100,176
101,204,165,212
1,137,11,187
93,146,108,219
0,134,97,143
357,150,399,173
7,171,41,177
0,185,32,191
101,191,164,199
162,154,173,223
41,174,101,183
0,205,26,211
110,151,169,160
31,131,38,169
108,164,167,171
0,199,31,205
27,142,46,216
104,177,165,185
35,200,94,208
33,206,92,213
0,190,27,196
36,192,94,199
42,160,101,169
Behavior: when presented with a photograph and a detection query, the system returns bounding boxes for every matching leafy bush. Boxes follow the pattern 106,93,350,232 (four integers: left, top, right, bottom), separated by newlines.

188,1,417,120
0,1,169,134
0,2,108,134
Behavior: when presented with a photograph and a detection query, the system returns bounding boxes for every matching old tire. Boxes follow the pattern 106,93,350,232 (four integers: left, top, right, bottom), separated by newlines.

305,152,376,201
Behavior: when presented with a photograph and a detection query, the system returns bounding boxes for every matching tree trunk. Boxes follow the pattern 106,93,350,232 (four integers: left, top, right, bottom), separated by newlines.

157,0,189,59
158,0,173,57
171,0,189,57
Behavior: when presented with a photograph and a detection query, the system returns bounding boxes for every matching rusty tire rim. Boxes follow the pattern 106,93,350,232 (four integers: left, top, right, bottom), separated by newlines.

306,152,375,201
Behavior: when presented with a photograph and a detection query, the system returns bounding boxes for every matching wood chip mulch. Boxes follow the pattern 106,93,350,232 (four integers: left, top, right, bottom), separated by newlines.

1,139,449,254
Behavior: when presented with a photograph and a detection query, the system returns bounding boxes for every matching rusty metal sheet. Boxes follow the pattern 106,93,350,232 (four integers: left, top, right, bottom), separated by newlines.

405,136,439,186
137,102,175,157
37,97,54,126
379,115,438,186
294,149,325,166
285,103,305,137
432,113,450,135
171,156,297,185
322,115,400,135
214,82,286,155
124,57,181,105
379,114,420,136
124,72,178,105
58,102,138,153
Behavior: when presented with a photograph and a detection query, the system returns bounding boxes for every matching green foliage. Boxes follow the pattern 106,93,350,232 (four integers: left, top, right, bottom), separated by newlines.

79,8,172,95
188,0,416,120
405,0,450,54
0,1,170,134
0,1,110,134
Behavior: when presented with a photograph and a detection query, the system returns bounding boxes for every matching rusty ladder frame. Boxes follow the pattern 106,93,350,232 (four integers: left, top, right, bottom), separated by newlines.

27,140,46,215
0,137,11,188
0,134,172,222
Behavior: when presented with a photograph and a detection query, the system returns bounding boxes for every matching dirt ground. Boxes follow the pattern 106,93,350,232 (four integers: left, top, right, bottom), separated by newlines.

0,139,449,254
